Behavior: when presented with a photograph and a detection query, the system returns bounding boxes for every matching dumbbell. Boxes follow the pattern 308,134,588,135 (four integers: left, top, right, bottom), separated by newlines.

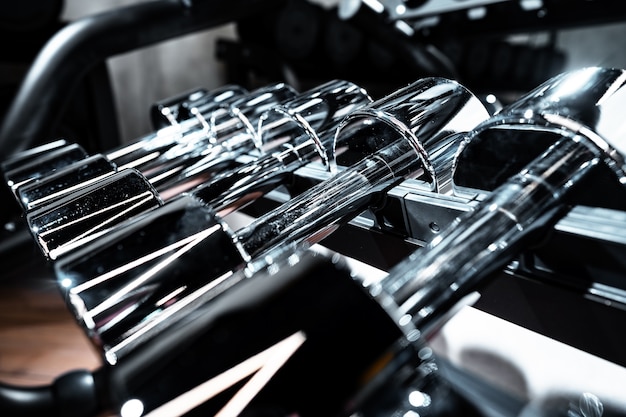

80,67,626,417
11,81,293,220
128,82,302,195
53,77,490,362
188,80,375,216
88,246,493,417
1,84,245,201
2,84,250,197
335,66,626,417
1,85,238,197
10,83,296,212
3,84,241,208
26,80,374,260
372,66,626,338
134,78,371,202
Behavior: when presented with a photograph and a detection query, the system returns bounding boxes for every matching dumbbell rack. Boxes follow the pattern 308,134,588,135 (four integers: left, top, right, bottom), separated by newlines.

1,2,626,416
2,78,626,416
245,155,626,369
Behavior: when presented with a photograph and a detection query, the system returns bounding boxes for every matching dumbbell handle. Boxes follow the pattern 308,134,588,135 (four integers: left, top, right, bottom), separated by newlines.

376,136,601,335
194,139,317,216
237,138,418,260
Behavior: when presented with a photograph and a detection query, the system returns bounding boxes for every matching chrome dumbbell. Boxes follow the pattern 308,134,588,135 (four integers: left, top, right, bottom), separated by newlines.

53,77,489,362
374,67,626,340
79,66,626,417
149,85,248,129
185,79,374,216
139,79,370,202
83,247,481,417
11,83,296,212
2,84,249,198
336,66,626,417
26,80,373,260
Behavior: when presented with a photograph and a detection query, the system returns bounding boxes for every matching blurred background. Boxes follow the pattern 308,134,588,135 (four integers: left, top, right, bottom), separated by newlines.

5,0,626,146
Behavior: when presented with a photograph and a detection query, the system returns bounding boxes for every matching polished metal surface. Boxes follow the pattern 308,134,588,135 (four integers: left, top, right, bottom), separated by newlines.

48,80,373,357
238,77,490,264
26,81,367,264
7,84,253,211
193,79,373,214
97,248,406,416
18,154,117,211
99,90,244,173
22,81,367,264
0,138,68,173
1,2,626,414
1,68,626,417
147,80,368,201
205,82,299,147
4,143,89,194
21,84,299,261
108,83,252,169
27,169,163,260
180,84,249,124
51,77,489,363
55,194,246,362
126,82,299,198
453,66,626,196
150,86,209,129
372,67,626,341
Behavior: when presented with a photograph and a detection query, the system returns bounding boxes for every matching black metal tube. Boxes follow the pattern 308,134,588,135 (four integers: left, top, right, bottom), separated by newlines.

0,369,102,417
0,0,285,159
0,382,54,416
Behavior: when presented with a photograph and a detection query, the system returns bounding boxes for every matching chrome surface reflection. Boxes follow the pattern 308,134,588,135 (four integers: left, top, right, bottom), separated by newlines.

371,67,626,341
238,77,490,263
27,169,163,260
137,82,299,196
149,84,248,129
4,143,89,193
15,83,294,212
152,79,371,202
89,247,524,417
96,249,408,416
193,79,373,215
27,81,364,261
0,138,68,173
150,86,209,129
54,77,489,361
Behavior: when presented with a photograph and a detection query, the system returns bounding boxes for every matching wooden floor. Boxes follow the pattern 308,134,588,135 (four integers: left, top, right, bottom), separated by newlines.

0,244,110,414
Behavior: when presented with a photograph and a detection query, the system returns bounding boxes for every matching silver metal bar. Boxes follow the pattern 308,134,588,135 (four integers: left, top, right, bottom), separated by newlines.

372,67,626,339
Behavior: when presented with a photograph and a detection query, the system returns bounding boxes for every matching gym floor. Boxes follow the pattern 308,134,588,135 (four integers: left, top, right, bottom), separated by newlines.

0,254,101,387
